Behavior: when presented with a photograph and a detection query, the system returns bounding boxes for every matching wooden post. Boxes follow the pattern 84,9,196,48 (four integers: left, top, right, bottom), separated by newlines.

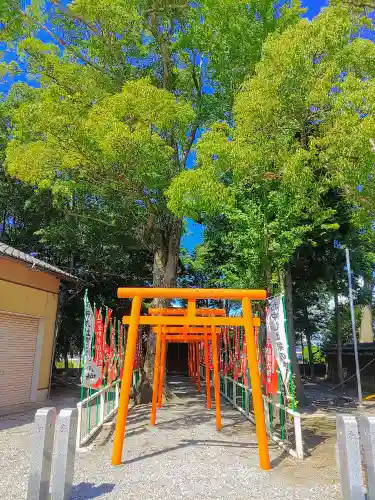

191,343,197,384
196,342,201,393
188,299,196,386
151,328,162,425
204,334,211,408
188,343,192,379
211,325,222,431
242,297,271,471
112,295,142,466
158,328,167,408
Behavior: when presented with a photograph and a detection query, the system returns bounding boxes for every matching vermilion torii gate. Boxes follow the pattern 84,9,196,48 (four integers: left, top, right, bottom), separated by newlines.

111,288,271,471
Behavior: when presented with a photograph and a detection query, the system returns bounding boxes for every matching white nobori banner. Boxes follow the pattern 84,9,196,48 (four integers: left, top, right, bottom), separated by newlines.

266,295,291,393
84,296,95,361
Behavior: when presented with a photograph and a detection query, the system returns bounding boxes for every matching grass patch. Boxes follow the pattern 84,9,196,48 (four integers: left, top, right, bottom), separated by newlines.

55,360,81,369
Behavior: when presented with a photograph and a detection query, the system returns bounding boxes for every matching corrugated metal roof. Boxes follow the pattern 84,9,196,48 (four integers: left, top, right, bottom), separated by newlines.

0,243,77,282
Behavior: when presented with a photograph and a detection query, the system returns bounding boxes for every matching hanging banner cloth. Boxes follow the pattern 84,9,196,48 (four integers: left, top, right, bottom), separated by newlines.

266,295,291,394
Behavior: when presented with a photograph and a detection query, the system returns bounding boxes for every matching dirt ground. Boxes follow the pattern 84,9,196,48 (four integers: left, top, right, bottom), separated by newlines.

0,377,347,499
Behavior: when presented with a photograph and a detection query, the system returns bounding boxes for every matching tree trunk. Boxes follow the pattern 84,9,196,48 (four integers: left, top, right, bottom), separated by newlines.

284,264,306,406
306,332,315,382
303,303,315,381
300,336,306,378
334,286,344,392
63,350,69,370
50,283,69,394
142,216,183,403
1,208,6,237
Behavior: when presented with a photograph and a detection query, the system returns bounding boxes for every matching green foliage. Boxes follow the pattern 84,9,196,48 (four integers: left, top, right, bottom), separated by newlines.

1,0,304,295
1,1,308,363
302,346,325,364
324,304,363,347
6,78,194,196
168,4,375,289
55,359,80,369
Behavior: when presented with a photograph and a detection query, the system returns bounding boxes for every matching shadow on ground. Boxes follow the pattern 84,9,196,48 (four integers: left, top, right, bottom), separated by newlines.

0,392,79,432
70,482,115,499
95,375,336,471
120,437,279,466
302,418,336,456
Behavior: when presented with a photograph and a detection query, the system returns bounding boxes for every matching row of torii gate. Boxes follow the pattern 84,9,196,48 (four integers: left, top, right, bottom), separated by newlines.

111,287,271,471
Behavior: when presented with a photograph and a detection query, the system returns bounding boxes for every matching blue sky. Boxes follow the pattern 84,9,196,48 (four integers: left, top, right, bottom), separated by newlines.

181,0,328,253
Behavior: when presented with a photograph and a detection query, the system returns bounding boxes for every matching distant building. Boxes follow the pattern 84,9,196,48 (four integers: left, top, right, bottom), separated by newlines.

325,342,375,389
0,244,76,408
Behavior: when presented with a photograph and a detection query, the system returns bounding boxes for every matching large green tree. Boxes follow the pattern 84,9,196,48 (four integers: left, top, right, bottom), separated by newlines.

168,4,375,279
167,4,375,402
0,91,153,369
1,0,302,291
1,0,303,384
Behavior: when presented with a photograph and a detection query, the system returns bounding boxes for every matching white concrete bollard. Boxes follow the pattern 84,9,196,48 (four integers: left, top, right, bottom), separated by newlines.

50,408,78,500
359,415,375,500
336,415,365,500
27,407,56,500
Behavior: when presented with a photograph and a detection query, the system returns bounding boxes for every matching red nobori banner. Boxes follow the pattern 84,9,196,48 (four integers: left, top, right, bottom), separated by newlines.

265,341,278,395
92,309,104,389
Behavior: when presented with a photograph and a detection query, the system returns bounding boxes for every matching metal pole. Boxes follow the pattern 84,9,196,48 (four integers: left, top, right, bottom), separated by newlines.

345,247,362,404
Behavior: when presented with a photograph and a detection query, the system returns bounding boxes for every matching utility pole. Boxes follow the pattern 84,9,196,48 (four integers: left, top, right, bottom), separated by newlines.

345,247,363,405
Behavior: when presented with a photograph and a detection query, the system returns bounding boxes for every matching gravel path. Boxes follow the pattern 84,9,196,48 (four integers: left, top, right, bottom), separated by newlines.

0,376,341,499
0,394,79,500
71,376,341,500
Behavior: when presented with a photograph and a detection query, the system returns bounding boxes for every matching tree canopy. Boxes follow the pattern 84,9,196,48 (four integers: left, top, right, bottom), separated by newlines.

1,0,304,291
1,1,375,392
168,4,375,289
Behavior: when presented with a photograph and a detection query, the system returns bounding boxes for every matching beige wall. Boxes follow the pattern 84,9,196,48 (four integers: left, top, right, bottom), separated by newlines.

0,256,60,391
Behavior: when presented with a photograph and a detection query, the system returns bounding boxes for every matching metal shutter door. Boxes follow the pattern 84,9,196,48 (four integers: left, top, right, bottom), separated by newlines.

0,313,39,407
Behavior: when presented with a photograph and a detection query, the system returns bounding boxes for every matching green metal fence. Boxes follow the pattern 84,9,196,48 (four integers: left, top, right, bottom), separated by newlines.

201,365,304,459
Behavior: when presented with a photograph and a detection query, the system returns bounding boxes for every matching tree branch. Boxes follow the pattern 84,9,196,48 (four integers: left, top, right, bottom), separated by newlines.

192,56,202,98
51,0,101,35
149,7,173,90
342,0,375,9
145,4,190,14
182,125,198,166
65,210,115,226
18,8,117,80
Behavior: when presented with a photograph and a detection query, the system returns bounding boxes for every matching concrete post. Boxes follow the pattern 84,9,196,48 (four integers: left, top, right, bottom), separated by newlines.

100,390,105,423
50,408,78,500
27,407,56,500
359,415,375,500
76,403,82,450
115,382,119,408
294,413,304,460
336,415,365,500
245,387,250,415
263,399,270,432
